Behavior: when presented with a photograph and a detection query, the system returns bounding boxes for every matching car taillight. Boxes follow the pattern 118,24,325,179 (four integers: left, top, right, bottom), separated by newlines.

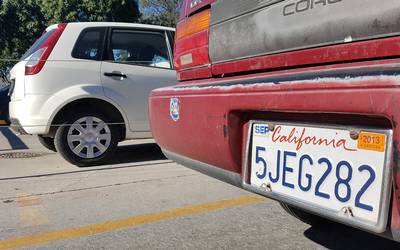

174,9,211,80
176,10,210,41
25,47,48,75
25,23,67,76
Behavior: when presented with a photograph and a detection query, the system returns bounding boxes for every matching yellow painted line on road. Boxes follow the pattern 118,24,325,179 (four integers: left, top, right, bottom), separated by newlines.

0,195,265,249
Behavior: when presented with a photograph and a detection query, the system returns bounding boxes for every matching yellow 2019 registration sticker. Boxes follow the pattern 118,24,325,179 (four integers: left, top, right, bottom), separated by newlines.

357,132,386,152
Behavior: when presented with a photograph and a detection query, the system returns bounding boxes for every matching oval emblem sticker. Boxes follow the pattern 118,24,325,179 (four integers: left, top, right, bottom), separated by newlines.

170,98,180,122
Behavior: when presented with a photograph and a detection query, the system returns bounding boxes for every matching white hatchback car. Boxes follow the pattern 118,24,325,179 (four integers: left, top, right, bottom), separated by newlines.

9,22,176,166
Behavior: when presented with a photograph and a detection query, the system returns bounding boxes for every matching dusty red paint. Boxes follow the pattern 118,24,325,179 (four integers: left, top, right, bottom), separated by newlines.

177,66,212,81
150,59,400,237
175,58,400,86
211,36,400,77
179,29,400,82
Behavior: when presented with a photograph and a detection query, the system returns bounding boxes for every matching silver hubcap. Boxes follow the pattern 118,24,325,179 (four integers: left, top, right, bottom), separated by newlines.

67,116,111,159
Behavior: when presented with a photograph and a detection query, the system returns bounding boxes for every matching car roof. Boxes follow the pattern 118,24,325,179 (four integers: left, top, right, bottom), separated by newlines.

46,22,175,32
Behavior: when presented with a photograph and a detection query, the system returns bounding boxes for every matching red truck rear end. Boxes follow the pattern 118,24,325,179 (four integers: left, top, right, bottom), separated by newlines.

149,0,400,241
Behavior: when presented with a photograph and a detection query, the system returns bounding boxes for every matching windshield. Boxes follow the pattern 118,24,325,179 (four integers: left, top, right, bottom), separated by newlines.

20,29,56,61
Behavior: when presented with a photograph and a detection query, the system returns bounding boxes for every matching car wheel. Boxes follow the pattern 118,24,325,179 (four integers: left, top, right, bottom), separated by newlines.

38,135,56,152
280,202,328,226
54,110,119,167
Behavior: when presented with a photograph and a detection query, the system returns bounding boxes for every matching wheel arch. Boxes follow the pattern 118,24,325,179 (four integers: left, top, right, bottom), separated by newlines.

49,98,127,141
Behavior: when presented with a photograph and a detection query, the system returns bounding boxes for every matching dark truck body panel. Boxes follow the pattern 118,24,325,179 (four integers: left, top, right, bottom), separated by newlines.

210,0,400,64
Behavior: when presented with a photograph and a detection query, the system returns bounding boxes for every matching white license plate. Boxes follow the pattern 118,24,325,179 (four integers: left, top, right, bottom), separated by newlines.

249,122,391,230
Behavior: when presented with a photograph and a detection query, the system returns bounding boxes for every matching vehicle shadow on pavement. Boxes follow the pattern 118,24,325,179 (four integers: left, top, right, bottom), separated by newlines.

105,143,168,166
0,143,169,181
0,127,28,151
304,222,400,249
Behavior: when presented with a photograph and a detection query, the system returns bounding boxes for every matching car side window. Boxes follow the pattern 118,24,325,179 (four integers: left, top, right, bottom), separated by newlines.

72,28,106,61
109,30,172,69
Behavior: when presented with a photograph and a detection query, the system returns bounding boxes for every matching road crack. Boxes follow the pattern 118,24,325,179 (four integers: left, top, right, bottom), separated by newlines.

0,174,198,201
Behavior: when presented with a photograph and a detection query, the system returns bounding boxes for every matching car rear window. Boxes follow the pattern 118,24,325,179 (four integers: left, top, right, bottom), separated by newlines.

21,29,57,61
72,28,106,61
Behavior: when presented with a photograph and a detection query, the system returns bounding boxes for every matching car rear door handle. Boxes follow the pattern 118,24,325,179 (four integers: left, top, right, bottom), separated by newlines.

104,71,127,79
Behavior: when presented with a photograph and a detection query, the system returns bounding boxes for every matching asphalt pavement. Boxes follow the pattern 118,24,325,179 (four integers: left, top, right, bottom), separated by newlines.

0,127,399,249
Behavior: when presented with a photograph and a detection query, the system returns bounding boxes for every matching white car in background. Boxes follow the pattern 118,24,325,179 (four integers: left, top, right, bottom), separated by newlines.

9,22,176,166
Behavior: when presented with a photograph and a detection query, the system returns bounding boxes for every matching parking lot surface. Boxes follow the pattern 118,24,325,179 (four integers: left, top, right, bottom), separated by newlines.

0,127,399,249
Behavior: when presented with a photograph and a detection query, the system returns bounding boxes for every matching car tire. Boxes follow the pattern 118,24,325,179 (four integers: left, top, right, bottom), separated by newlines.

54,110,119,167
280,202,328,226
38,135,56,152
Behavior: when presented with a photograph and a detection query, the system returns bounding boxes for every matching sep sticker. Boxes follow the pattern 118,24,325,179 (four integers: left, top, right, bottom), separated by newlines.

254,124,270,137
358,132,386,152
170,98,180,122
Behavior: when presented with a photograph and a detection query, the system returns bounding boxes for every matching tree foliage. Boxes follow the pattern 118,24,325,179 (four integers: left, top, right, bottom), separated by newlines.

0,0,140,83
0,0,46,82
39,0,140,24
140,0,181,27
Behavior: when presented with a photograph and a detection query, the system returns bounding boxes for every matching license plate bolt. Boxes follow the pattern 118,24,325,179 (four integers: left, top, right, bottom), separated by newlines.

341,206,354,217
349,130,360,140
261,183,272,192
268,123,275,132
